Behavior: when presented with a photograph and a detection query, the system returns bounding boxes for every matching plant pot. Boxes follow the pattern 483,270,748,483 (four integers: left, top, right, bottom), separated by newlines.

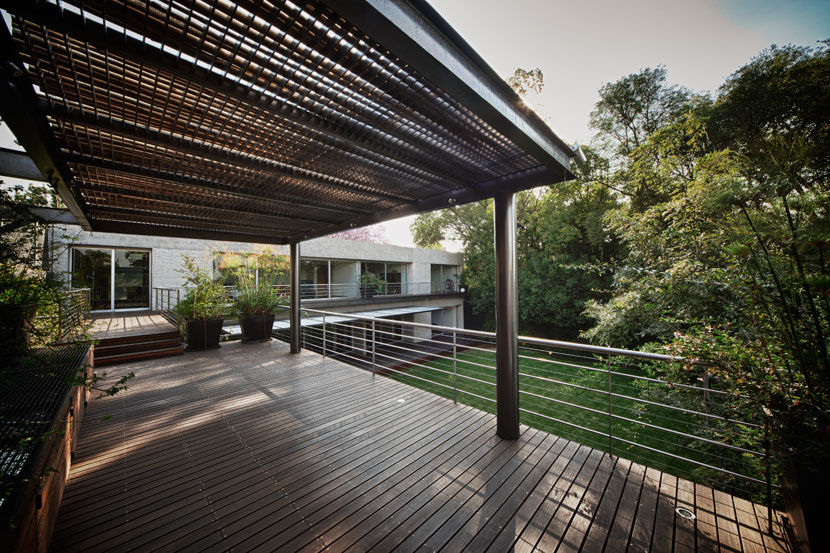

782,457,830,553
0,303,36,363
239,314,275,342
184,318,223,351
360,285,376,300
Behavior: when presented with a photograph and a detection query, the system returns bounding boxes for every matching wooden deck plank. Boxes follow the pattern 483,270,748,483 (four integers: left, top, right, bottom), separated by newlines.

625,466,662,553
578,456,633,552
483,440,582,553
649,472,678,553
394,428,547,553
439,433,563,553
513,442,593,550
318,412,496,553
695,483,722,553
602,461,646,553
674,478,698,553
546,451,616,553
465,436,571,553
532,447,605,553
50,340,790,553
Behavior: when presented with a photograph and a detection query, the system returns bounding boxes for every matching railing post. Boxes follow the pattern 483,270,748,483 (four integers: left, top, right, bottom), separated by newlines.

608,364,613,456
764,418,773,535
371,320,376,377
322,313,327,357
289,241,301,353
452,330,457,404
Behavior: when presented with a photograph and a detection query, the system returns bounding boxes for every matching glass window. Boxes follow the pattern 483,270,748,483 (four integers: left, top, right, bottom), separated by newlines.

72,248,112,310
114,250,150,309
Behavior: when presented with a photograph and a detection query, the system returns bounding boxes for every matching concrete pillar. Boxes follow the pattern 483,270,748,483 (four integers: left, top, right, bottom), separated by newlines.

494,191,520,440
411,311,432,343
289,241,301,353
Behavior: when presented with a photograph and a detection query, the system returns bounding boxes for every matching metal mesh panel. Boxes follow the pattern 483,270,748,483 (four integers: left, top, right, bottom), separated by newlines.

4,0,571,243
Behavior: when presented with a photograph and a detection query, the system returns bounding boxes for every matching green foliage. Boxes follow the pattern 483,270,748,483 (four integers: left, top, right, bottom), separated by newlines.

173,255,228,321
505,67,544,97
582,43,829,464
232,273,286,316
1,183,89,354
358,271,386,294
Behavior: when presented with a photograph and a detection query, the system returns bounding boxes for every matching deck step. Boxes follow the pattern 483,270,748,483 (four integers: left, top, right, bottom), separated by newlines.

94,346,184,367
97,330,180,347
94,337,183,356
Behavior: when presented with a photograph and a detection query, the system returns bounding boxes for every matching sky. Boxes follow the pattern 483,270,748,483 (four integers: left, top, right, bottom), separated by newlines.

2,1,826,249
379,0,828,249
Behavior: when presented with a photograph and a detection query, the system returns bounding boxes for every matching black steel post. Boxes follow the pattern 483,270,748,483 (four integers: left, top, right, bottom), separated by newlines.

289,241,301,354
494,191,520,440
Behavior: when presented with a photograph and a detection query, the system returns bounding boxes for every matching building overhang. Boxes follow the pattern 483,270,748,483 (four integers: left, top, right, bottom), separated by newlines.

0,0,575,244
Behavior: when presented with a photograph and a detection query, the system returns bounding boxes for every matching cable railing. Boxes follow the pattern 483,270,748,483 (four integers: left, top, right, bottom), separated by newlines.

152,287,180,323
283,305,775,517
267,280,462,300
57,288,90,342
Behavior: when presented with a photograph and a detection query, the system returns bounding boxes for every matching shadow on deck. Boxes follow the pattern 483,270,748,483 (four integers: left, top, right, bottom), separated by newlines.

52,340,790,552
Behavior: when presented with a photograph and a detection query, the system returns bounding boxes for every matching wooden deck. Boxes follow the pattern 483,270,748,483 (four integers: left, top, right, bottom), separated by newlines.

90,311,177,340
52,341,789,552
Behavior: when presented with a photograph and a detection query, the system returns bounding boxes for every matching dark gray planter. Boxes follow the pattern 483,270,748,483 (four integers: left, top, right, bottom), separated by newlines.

184,318,223,351
239,314,275,342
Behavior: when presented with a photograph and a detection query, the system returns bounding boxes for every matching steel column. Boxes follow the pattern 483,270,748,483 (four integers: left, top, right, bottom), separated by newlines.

494,191,520,440
289,241,301,353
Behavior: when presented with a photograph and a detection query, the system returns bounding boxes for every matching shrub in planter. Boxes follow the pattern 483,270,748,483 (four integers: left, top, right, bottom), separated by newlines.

1,268,49,363
233,278,286,342
173,256,227,351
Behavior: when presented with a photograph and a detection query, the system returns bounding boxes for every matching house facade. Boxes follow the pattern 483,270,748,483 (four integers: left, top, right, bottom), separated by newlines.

48,224,465,330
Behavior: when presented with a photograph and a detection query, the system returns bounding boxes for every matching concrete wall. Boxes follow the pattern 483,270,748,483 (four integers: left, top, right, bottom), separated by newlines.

52,225,461,290
50,225,465,328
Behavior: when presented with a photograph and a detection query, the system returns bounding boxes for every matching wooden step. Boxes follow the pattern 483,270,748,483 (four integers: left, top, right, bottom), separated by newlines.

94,337,182,356
96,330,180,347
94,346,184,367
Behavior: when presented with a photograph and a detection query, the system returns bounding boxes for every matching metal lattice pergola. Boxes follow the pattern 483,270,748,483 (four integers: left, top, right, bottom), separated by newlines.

0,0,574,245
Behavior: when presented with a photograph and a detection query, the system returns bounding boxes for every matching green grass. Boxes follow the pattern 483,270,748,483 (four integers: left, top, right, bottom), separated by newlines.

382,342,770,503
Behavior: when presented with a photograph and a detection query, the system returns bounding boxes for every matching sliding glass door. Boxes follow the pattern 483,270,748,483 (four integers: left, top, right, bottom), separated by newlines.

72,247,151,311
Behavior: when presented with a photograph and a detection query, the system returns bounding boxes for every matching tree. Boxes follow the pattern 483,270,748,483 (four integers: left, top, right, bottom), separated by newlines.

580,44,829,483
590,66,695,160
331,223,390,244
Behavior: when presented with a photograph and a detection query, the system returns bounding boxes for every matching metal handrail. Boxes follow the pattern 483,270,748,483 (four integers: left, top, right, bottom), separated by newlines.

290,305,774,509
152,287,181,322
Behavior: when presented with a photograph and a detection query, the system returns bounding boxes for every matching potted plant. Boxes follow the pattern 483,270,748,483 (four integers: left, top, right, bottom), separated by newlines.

233,277,286,342
173,256,227,351
359,272,385,299
0,267,41,363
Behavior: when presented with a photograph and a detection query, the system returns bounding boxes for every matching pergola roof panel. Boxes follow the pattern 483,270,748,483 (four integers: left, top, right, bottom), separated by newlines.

1,0,575,243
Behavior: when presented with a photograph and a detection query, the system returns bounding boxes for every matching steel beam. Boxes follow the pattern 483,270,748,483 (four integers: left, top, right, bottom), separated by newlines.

494,190,520,440
324,0,576,174
0,21,90,228
0,147,44,181
289,241,302,354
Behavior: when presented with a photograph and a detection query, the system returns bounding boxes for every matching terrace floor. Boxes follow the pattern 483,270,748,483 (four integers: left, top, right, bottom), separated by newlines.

52,340,789,552
90,311,176,340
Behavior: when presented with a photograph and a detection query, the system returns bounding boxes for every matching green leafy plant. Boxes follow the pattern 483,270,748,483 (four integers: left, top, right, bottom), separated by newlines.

173,255,228,321
359,272,386,294
232,273,287,316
